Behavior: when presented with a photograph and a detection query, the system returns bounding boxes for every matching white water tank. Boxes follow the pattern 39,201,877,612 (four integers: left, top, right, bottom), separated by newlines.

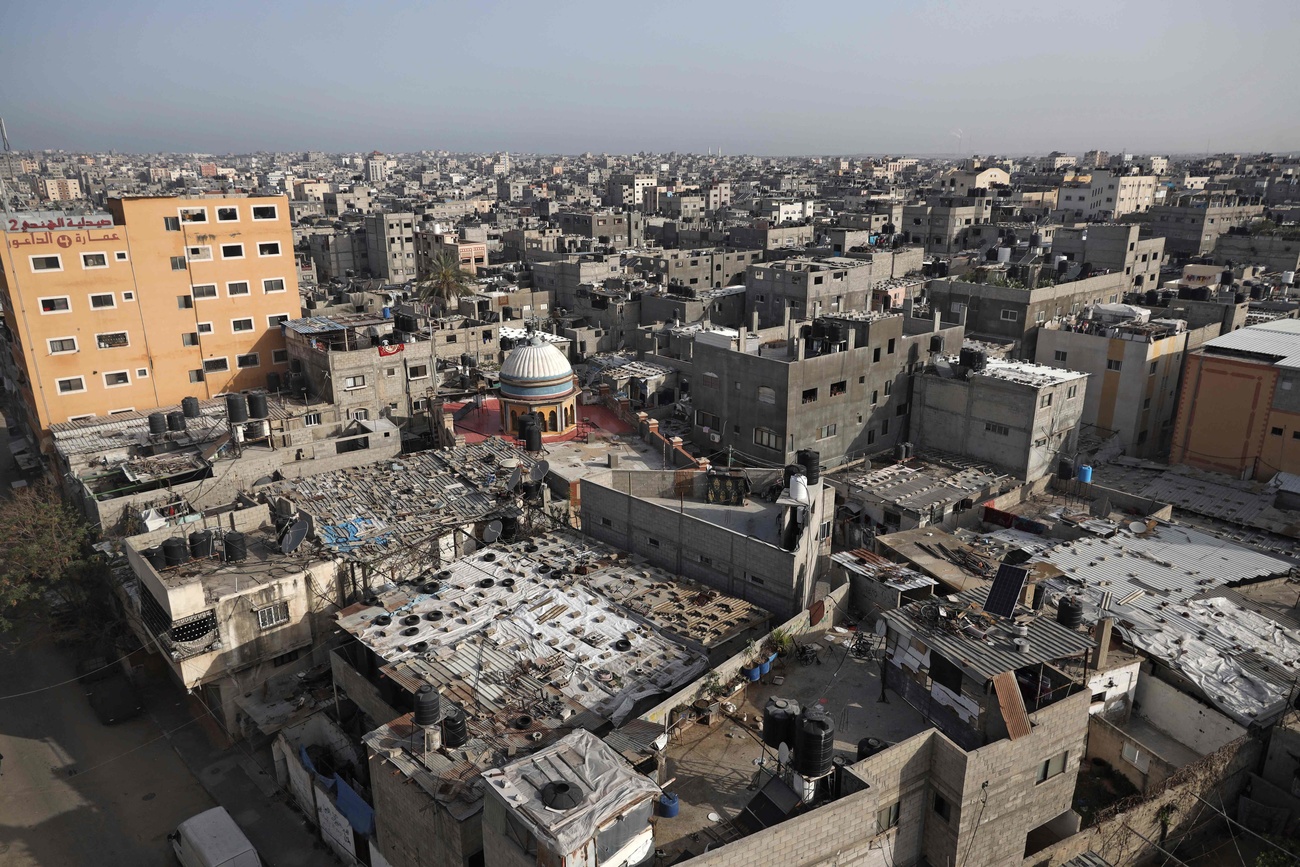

789,473,810,505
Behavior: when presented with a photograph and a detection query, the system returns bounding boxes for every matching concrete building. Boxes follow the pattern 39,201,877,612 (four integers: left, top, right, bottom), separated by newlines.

531,254,625,308
1058,170,1156,220
728,220,815,254
745,257,878,327
1146,193,1264,258
912,356,1088,481
1037,305,1220,459
938,166,1010,193
554,210,645,248
901,194,994,254
363,211,417,282
682,307,963,467
1171,318,1300,479
605,173,655,210
580,466,831,617
630,247,760,294
41,177,83,201
0,196,299,449
1051,224,1164,291
1213,229,1300,273
414,227,488,278
306,226,368,280
364,154,389,184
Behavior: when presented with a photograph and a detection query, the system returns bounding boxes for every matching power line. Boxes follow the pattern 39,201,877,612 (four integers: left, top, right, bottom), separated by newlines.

1192,793,1300,864
0,646,145,701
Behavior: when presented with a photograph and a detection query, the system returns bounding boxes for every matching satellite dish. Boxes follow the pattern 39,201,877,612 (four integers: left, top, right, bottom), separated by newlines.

280,518,309,554
251,475,275,488
483,520,503,544
529,461,550,483
507,466,522,492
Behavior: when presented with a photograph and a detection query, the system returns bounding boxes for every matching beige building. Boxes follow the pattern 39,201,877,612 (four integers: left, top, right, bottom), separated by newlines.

40,177,83,201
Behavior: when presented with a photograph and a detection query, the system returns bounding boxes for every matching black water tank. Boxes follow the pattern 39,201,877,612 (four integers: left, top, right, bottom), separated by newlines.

143,546,167,571
182,396,202,419
226,393,249,424
857,737,889,761
797,449,821,484
1058,458,1075,480
784,464,803,488
247,392,269,420
500,513,519,542
224,531,248,562
763,697,800,749
1250,283,1264,300
1233,292,1246,304
524,425,543,453
794,709,835,778
929,334,944,354
442,704,468,747
162,537,189,568
1057,595,1084,629
266,371,282,393
188,530,214,560
148,412,167,436
460,353,473,369
167,411,186,433
516,414,534,437
413,685,441,727
1144,289,1159,306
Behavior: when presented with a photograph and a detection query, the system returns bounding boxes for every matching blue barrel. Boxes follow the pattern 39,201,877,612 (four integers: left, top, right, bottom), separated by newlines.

745,664,762,682
381,306,392,319
759,659,772,676
1078,465,1093,484
657,792,680,818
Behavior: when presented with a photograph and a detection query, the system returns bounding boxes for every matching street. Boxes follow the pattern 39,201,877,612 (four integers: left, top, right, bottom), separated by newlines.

0,625,215,866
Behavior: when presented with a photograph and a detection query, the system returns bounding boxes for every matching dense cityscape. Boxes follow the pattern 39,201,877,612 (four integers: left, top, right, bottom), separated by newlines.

3,5,1300,867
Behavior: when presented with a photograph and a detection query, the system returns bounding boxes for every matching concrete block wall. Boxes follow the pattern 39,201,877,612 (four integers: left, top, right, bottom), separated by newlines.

369,747,481,867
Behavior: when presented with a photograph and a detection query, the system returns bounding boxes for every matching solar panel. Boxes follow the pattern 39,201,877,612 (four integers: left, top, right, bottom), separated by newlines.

984,562,1030,619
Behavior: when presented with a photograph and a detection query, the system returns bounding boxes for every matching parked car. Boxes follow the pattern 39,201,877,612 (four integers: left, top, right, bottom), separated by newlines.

169,807,262,867
84,670,143,725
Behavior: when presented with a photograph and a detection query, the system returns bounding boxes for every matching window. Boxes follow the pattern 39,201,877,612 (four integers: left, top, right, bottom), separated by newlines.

262,278,286,293
1066,384,1078,399
186,245,212,262
235,353,260,369
1036,751,1068,784
1271,426,1284,436
90,293,115,309
1000,309,1019,321
189,369,205,383
197,322,213,335
802,387,818,404
344,375,366,390
231,318,254,333
177,295,194,309
179,206,208,224
192,284,218,300
203,357,229,373
103,371,130,387
57,377,85,394
257,241,281,257
883,381,892,396
1149,361,1158,375
1054,350,1068,363
268,314,289,327
220,243,244,259
817,423,837,439
48,337,77,354
303,412,322,427
600,517,613,528
896,402,908,416
171,255,187,271
227,281,250,297
933,793,951,822
115,251,128,262
1040,393,1053,408
1106,359,1123,371
164,216,180,232
830,380,846,397
256,601,290,629
887,338,896,354
444,333,458,344
252,204,278,221
647,536,661,548
96,331,129,349
758,386,776,404
985,422,1010,436
873,347,881,363
1142,397,1151,410
81,252,108,269
40,296,71,313
875,802,900,834
123,291,135,302
31,255,62,272
754,427,784,451
702,372,720,389
696,410,722,429
216,206,238,222
407,364,429,379
272,349,288,364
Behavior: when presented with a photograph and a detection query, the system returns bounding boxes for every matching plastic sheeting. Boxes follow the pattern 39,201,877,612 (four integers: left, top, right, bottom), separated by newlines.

333,774,376,837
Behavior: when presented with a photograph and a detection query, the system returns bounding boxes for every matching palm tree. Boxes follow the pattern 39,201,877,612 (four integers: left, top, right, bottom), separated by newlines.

416,251,476,315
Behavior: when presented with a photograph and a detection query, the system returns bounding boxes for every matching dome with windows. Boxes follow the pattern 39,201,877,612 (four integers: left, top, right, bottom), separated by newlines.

497,335,578,436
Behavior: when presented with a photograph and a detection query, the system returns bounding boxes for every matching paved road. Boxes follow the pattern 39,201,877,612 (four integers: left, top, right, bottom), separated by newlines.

0,627,216,866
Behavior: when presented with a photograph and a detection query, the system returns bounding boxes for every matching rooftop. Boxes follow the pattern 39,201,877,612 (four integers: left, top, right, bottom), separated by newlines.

833,456,1012,516
1201,317,1300,368
971,357,1088,387
830,549,937,594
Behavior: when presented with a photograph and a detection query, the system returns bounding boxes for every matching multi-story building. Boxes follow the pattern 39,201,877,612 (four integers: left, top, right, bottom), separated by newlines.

1146,193,1264,258
1213,229,1300,274
365,154,390,184
0,196,299,449
554,210,644,248
531,254,625,308
1057,170,1156,221
605,173,655,210
363,211,417,282
306,227,368,281
40,177,83,201
414,228,488,278
1037,306,1219,459
912,356,1087,480
683,306,963,467
745,257,879,326
901,194,995,254
1171,318,1300,479
727,220,815,253
1051,224,1164,291
629,247,760,294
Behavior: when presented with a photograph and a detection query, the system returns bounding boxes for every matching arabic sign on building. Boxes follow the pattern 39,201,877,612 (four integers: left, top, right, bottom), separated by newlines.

7,227,123,250
4,211,115,233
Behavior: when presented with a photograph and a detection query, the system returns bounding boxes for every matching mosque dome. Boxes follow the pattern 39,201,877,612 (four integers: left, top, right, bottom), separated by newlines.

499,336,575,400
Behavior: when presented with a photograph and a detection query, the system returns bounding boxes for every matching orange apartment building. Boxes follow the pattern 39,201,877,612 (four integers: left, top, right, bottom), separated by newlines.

1170,319,1300,479
0,195,301,450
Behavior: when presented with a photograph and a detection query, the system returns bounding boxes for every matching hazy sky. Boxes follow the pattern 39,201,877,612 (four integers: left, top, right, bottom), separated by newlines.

3,0,1297,156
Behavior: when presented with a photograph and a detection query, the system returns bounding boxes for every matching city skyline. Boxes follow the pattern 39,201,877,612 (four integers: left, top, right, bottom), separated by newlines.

2,0,1297,156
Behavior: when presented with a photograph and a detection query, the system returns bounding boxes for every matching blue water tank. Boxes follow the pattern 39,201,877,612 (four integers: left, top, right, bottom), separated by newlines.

381,306,392,319
657,792,680,818
1078,465,1093,484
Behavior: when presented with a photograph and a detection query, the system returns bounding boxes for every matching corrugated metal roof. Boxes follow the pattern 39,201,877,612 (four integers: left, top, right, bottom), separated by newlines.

883,587,1095,681
992,671,1031,740
831,550,937,592
1203,318,1300,367
1062,852,1113,867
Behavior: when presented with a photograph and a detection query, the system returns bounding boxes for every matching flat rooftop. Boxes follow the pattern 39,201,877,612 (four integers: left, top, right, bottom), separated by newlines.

640,493,784,546
833,457,1011,515
656,624,931,860
971,357,1088,387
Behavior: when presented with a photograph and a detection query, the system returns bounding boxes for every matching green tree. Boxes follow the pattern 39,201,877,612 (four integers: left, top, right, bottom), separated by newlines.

0,482,92,630
416,251,475,315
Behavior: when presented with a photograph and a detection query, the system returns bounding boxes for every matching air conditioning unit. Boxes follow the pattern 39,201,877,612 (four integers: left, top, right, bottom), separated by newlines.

709,433,721,443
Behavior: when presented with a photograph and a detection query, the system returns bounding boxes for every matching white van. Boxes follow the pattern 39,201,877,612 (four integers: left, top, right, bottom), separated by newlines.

169,807,262,867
